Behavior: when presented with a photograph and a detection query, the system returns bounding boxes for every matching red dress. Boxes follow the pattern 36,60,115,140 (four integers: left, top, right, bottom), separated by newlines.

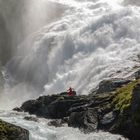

67,87,74,96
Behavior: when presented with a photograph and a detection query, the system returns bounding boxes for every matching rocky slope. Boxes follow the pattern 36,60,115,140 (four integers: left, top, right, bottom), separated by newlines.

0,119,29,140
14,70,140,140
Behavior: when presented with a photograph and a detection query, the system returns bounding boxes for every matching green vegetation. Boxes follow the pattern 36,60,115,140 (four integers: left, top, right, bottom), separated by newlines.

112,79,140,113
0,119,28,140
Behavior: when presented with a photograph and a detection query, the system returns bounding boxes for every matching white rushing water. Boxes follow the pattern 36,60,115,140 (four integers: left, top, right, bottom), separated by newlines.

0,110,127,140
4,0,140,101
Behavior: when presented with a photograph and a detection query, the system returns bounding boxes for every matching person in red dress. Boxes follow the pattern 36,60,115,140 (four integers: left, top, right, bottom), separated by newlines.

67,87,74,96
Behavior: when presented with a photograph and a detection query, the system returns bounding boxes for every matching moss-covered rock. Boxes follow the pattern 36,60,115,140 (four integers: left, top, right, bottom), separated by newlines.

96,79,131,94
111,79,140,112
90,78,140,139
108,79,140,140
0,119,29,140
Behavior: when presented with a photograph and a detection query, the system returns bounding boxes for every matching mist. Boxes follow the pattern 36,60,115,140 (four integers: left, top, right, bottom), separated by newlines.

0,0,66,109
123,0,140,6
0,0,65,65
1,0,140,110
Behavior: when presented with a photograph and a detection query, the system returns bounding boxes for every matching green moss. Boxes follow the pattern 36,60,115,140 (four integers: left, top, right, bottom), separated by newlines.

0,119,28,140
112,79,140,112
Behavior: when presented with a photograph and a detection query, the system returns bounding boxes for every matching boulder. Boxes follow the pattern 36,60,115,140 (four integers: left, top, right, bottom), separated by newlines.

134,69,140,79
48,119,67,127
0,119,29,140
24,116,38,122
68,109,98,133
128,83,140,140
131,83,140,111
20,95,61,118
100,112,116,125
17,95,89,119
99,111,118,130
96,79,131,94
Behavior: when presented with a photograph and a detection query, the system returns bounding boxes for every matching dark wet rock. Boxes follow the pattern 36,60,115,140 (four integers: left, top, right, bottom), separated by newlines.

68,103,88,114
14,78,140,139
134,69,140,79
15,91,116,133
48,119,67,127
62,117,69,123
13,107,23,112
0,119,29,140
100,111,116,125
127,83,140,140
98,111,118,131
24,116,38,122
131,83,140,111
45,97,80,118
96,79,131,94
68,109,98,133
18,94,89,119
60,91,76,96
19,96,61,118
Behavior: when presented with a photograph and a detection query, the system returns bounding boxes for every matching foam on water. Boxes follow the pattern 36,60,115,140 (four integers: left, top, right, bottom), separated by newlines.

0,110,127,140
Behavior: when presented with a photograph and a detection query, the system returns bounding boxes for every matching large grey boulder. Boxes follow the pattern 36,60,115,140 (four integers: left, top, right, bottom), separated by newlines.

68,109,98,133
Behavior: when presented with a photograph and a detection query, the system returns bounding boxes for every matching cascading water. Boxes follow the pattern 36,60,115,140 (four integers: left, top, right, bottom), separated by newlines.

0,0,140,139
0,110,127,140
2,0,140,107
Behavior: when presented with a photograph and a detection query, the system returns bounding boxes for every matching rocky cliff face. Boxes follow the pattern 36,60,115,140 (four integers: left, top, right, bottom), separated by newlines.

14,70,140,140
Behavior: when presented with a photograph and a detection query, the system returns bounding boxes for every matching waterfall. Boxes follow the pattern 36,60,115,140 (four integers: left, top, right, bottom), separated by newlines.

0,0,138,139
0,0,140,108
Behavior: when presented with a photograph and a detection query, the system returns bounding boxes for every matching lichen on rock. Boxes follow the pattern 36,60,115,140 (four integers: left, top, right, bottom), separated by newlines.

0,119,29,140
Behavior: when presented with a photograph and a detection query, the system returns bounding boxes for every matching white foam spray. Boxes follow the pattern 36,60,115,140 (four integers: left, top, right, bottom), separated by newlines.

0,110,128,140
1,0,140,108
